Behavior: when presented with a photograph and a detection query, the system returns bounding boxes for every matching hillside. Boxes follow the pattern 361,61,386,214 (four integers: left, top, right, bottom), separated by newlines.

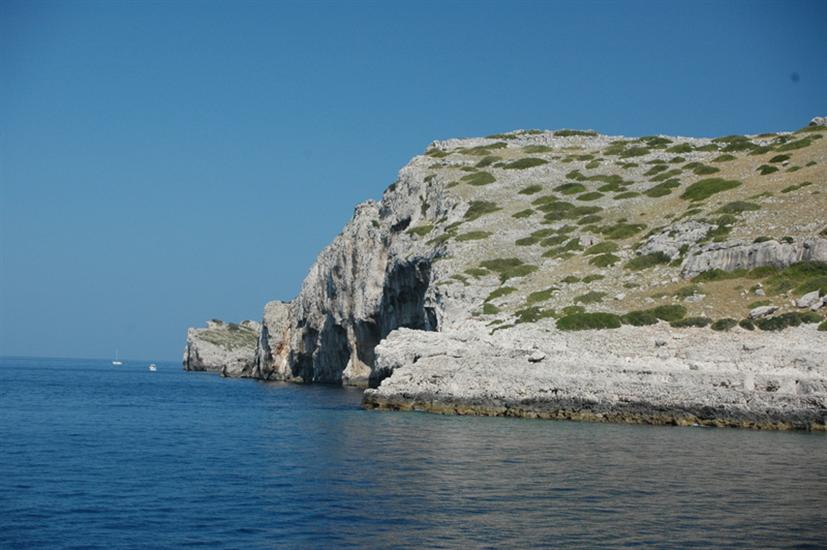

185,117,827,430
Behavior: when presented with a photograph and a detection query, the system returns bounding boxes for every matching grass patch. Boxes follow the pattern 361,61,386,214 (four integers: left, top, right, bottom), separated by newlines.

614,191,640,199
464,201,501,221
522,145,554,153
651,304,687,322
555,129,598,137
712,154,737,162
577,191,604,201
585,241,619,255
625,252,670,270
589,253,621,267
408,223,434,237
621,310,659,326
515,307,556,324
557,312,622,331
716,201,760,214
769,154,790,163
476,155,501,168
711,318,738,331
461,171,496,186
681,178,742,201
780,181,813,194
485,286,517,302
644,179,681,198
775,137,815,152
555,182,587,195
666,143,693,154
513,208,534,219
575,291,607,304
757,165,779,176
599,222,646,239
503,158,548,170
650,169,682,182
455,231,492,242
526,287,558,304
465,267,489,278
519,184,543,195
670,316,712,328
482,303,500,315
479,258,538,282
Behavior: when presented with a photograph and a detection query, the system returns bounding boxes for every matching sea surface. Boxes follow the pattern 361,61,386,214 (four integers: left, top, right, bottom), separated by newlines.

1,356,826,549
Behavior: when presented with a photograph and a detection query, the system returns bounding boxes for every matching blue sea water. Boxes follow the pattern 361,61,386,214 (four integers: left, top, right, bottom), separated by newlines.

1,356,826,549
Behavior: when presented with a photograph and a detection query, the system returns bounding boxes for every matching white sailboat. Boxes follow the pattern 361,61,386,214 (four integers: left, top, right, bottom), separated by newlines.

148,363,157,372
112,349,123,366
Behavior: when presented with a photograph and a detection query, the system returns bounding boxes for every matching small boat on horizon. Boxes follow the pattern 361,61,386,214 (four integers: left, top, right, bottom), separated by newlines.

112,349,123,366
148,363,157,372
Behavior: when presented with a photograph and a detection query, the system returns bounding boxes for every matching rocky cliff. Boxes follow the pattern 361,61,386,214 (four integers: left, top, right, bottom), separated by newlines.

185,117,827,429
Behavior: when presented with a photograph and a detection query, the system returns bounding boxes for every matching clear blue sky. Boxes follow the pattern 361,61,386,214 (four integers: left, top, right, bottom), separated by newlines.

1,0,825,361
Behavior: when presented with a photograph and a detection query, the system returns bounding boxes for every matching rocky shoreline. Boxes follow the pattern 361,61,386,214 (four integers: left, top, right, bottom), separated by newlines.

362,324,827,431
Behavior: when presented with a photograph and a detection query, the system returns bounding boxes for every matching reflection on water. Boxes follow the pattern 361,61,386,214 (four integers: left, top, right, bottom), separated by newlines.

1,357,825,548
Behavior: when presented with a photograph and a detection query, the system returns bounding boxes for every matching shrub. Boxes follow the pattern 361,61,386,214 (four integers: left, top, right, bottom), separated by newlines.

780,181,813,194
717,201,760,214
464,201,501,221
739,319,755,330
504,158,548,170
599,222,645,240
476,155,501,167
675,284,702,298
757,165,779,176
756,316,787,331
711,318,738,331
644,179,681,197
523,145,554,153
692,164,720,175
465,267,489,278
482,303,500,315
513,209,534,219
666,143,693,153
775,137,814,152
557,312,622,330
555,182,588,195
555,129,598,137
650,169,682,182
625,252,671,271
480,258,538,282
614,191,640,199
456,231,492,242
769,154,790,163
582,274,605,283
485,286,517,302
712,154,737,162
681,178,742,201
670,316,712,328
585,241,619,255
527,287,558,304
589,253,621,267
651,304,687,322
519,184,543,195
462,171,496,186
819,320,827,331
408,223,434,237
515,306,556,324
577,191,604,201
621,310,659,326
575,291,607,304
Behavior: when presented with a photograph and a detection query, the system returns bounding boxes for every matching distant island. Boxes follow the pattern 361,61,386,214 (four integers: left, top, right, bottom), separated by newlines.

184,117,827,431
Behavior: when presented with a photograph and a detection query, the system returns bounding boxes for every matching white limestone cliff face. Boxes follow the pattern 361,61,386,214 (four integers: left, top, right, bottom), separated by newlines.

681,238,827,278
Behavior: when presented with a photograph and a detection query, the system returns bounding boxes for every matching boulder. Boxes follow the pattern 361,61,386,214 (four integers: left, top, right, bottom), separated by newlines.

749,306,778,319
796,291,822,309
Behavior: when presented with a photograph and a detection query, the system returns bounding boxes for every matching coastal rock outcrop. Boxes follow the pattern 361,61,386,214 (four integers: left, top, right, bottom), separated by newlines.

363,323,827,430
186,118,827,429
183,320,260,377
